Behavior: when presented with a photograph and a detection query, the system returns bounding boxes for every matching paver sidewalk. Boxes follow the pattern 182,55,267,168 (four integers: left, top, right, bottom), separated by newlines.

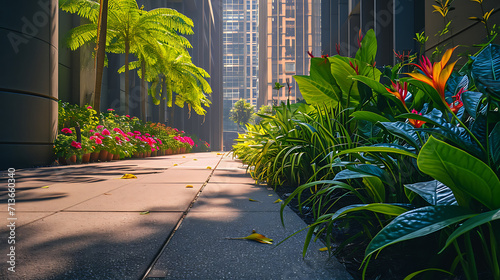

0,152,352,280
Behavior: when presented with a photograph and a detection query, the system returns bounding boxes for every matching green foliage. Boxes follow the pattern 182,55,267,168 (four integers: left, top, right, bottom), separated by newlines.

229,99,255,130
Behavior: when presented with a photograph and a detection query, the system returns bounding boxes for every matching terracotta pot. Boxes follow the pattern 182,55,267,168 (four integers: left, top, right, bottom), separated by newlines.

113,154,120,160
81,153,91,164
68,155,77,164
106,152,114,161
90,152,100,162
99,150,108,162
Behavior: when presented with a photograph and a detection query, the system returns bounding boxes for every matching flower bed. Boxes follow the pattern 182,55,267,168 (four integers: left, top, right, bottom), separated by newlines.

54,102,208,164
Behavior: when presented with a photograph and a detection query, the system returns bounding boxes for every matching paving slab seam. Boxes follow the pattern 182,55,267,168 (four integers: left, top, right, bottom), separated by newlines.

140,154,225,280
11,177,142,230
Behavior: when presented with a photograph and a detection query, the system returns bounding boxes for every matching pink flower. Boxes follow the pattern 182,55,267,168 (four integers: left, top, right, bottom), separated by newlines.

181,131,185,134
107,108,114,112
95,138,103,145
113,128,123,133
151,147,155,152
97,125,104,129
71,141,82,149
134,131,141,135
127,132,134,136
90,136,96,140
61,128,72,134
90,129,95,133
87,106,92,109
115,114,119,117
126,115,130,118
102,129,110,136
145,133,151,136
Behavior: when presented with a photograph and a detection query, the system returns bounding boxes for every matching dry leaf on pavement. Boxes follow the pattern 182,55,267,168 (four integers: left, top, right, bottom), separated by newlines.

121,174,137,179
226,230,273,244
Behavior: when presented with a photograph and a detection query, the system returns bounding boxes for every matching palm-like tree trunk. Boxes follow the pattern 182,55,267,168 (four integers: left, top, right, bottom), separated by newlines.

94,0,108,112
124,40,130,114
159,76,166,123
141,59,147,121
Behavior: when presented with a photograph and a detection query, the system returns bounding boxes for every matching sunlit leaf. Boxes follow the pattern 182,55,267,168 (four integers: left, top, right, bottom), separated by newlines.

249,198,260,202
173,164,178,166
319,247,330,252
140,211,150,215
193,159,198,161
41,186,49,189
274,199,283,203
206,166,212,169
227,230,273,244
121,174,137,179
186,185,194,188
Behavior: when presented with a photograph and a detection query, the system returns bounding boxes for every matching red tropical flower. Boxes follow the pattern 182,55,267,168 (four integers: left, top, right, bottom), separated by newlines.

386,81,409,108
408,109,426,128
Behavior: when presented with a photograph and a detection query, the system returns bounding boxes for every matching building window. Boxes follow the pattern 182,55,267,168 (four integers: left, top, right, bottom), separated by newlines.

285,21,294,36
285,62,295,73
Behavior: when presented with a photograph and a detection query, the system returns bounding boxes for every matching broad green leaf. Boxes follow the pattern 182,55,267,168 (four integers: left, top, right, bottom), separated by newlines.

330,203,408,221
404,180,457,206
365,206,475,258
489,122,500,167
418,136,500,210
350,111,390,123
346,164,392,185
441,208,500,252
462,91,483,118
334,169,373,181
409,79,450,113
293,75,340,107
363,177,386,203
335,146,417,159
355,29,377,65
378,122,421,149
330,56,361,107
309,57,336,85
472,44,500,99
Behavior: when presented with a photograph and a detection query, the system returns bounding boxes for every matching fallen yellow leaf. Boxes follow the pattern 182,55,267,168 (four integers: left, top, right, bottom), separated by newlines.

206,166,212,169
173,164,178,166
273,199,283,203
193,159,198,161
41,186,49,189
140,211,150,215
217,153,224,155
121,174,137,179
319,247,332,252
227,230,273,244
248,198,260,202
182,156,186,158
268,194,273,196
186,185,194,188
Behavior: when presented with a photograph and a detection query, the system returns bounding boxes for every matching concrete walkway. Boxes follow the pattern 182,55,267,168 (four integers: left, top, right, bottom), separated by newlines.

0,152,352,280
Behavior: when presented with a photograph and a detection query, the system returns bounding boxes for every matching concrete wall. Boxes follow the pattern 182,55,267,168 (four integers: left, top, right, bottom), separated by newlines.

0,0,59,168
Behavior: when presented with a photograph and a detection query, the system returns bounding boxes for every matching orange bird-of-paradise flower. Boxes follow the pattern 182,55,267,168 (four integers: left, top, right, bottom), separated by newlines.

386,80,409,109
407,46,458,101
408,109,426,128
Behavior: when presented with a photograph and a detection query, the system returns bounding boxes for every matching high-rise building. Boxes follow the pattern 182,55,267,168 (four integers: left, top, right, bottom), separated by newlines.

223,0,260,133
258,0,321,107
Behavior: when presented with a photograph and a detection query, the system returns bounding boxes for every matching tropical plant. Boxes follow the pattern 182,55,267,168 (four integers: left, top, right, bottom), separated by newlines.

229,99,255,132
59,0,194,116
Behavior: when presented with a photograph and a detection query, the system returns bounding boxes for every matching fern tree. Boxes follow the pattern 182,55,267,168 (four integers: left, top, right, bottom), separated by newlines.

124,45,212,126
60,0,194,116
